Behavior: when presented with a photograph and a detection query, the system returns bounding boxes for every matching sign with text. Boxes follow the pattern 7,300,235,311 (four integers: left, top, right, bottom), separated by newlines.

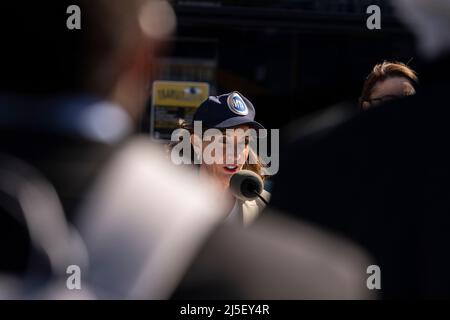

151,81,210,140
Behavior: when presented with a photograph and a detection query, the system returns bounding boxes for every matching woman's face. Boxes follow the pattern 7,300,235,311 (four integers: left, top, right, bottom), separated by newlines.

195,125,250,190
362,76,416,110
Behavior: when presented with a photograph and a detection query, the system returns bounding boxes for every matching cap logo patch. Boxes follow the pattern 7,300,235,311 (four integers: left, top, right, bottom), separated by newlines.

227,92,248,115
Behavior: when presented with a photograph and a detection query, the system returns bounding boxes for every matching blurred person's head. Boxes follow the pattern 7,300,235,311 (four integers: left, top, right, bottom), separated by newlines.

359,61,418,110
393,0,450,60
172,92,266,191
0,0,175,123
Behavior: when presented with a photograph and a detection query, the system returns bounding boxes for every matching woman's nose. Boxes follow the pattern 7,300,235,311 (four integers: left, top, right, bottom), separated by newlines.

225,143,245,164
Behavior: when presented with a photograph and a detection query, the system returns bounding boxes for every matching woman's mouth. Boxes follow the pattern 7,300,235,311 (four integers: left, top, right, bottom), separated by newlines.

223,165,239,173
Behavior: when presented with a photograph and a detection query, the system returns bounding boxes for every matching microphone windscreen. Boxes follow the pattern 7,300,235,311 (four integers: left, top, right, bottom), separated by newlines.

229,170,263,201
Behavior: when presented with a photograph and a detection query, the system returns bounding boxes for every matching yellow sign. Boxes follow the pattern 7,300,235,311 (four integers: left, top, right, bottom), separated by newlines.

153,81,209,108
150,81,210,140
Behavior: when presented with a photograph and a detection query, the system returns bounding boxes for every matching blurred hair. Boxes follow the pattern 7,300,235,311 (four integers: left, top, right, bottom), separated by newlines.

393,0,450,59
359,61,418,107
0,0,145,96
168,121,267,181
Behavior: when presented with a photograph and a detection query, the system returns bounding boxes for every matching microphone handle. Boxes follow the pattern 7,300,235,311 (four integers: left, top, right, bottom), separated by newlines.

251,190,269,206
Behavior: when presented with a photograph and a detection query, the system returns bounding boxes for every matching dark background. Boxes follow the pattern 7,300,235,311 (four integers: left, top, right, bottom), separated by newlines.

141,0,422,132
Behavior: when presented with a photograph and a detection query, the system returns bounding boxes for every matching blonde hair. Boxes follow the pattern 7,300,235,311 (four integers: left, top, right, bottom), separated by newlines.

359,61,418,107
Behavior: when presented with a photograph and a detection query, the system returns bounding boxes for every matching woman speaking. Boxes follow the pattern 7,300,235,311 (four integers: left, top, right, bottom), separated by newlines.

171,91,270,226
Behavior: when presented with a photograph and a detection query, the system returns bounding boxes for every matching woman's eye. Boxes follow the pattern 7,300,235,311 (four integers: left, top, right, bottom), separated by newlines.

214,137,226,146
215,136,249,146
237,137,250,146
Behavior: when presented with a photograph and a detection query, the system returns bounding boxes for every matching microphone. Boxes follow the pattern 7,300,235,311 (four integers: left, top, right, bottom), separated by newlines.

229,170,268,205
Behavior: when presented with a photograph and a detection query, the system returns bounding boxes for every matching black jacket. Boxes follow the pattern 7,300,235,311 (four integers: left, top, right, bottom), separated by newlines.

0,97,120,275
270,55,450,298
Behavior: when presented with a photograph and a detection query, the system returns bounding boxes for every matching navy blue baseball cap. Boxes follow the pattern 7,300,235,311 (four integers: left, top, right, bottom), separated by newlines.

192,91,264,130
